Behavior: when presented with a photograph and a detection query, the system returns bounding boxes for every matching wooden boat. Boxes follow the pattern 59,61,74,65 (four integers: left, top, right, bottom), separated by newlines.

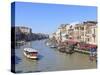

58,46,66,52
65,48,74,54
24,48,38,59
65,45,75,54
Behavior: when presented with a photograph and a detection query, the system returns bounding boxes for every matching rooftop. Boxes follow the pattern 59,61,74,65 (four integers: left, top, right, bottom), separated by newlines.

24,48,37,52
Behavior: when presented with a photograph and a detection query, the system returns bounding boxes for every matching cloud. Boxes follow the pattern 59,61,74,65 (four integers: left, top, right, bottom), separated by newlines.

70,21,80,26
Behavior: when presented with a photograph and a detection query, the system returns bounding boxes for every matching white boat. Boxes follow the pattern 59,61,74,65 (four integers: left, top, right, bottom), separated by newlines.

50,44,57,48
46,42,51,46
24,48,38,59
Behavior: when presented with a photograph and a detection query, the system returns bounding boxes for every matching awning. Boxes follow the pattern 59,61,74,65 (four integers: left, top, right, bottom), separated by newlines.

65,40,78,45
79,43,97,49
87,44,97,48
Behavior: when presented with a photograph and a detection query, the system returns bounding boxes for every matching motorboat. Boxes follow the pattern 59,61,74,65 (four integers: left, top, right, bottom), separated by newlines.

24,48,38,59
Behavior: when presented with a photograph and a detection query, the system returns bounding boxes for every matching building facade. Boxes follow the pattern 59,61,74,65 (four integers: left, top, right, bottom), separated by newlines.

52,21,97,45
15,26,32,41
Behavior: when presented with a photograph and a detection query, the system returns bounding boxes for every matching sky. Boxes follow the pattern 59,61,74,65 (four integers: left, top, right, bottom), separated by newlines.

14,2,97,34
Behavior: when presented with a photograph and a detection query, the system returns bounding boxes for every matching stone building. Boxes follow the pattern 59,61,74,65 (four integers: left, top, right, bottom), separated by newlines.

15,26,32,41
53,21,97,45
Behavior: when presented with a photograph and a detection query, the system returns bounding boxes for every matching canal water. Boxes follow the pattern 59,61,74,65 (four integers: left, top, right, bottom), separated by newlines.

15,39,97,73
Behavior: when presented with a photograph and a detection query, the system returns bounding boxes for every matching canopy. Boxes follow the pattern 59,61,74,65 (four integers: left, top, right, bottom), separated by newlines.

24,48,37,52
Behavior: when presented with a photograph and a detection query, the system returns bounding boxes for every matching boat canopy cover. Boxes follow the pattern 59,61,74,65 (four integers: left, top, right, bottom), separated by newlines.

24,48,37,52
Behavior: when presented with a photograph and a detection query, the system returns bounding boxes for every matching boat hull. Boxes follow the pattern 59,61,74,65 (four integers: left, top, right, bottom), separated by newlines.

24,52,38,60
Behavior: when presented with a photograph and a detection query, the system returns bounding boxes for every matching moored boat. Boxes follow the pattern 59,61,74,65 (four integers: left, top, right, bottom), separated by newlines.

24,48,38,59
65,45,75,54
58,46,66,52
46,42,57,48
46,42,51,46
50,44,57,48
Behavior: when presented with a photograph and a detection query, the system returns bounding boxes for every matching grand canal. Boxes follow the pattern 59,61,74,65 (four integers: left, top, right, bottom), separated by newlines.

15,39,97,73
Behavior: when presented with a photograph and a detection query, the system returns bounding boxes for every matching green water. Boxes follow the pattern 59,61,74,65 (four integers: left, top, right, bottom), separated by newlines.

15,40,97,73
